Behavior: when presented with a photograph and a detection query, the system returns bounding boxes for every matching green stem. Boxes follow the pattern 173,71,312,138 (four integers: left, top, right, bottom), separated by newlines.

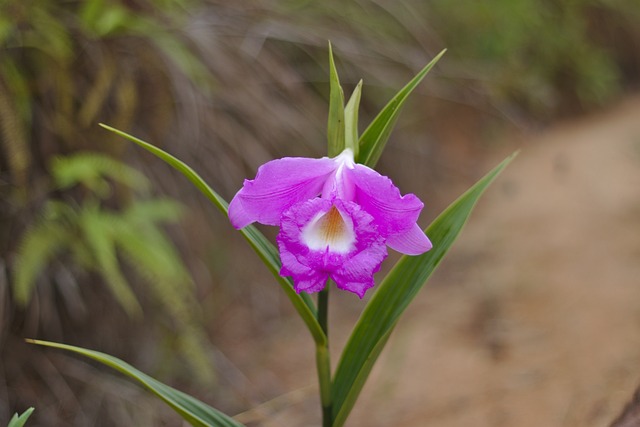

318,288,329,335
316,287,332,427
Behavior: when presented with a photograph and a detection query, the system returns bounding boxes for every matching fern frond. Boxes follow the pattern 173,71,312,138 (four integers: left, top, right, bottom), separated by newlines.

79,205,142,316
13,222,70,306
51,153,150,194
114,218,191,287
121,198,184,225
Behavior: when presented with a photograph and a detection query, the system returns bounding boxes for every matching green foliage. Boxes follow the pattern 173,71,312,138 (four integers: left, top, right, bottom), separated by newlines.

426,0,638,115
28,340,243,427
1,2,217,407
0,0,211,194
344,80,362,158
273,0,639,119
13,152,215,382
7,408,34,427
51,153,150,194
327,43,346,157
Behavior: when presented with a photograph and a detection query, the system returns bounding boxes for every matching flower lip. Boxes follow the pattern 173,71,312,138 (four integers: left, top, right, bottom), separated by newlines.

301,204,356,254
278,197,388,297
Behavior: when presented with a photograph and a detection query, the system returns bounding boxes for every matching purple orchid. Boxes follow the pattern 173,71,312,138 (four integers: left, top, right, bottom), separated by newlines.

228,148,432,298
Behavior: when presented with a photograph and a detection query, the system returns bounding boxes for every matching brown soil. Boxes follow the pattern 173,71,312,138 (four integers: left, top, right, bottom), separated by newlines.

228,96,640,427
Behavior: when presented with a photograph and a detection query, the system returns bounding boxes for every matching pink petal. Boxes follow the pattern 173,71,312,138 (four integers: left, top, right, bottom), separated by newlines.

279,249,329,294
386,223,432,255
229,156,337,228
346,164,424,237
332,240,387,298
277,198,387,298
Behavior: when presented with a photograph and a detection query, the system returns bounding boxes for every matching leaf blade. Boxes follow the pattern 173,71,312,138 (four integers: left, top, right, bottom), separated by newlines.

327,42,345,157
27,340,242,427
358,50,446,168
344,80,363,158
7,407,35,427
331,152,517,426
99,124,326,346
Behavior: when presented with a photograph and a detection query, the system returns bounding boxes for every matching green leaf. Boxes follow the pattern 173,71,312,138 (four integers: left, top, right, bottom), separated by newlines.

327,42,345,157
344,80,363,158
99,124,326,346
13,222,69,306
27,340,242,427
80,206,142,316
7,407,34,427
331,152,517,426
51,152,150,194
358,50,446,168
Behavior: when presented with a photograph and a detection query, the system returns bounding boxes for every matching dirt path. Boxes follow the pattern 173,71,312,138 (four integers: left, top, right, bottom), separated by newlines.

342,96,640,426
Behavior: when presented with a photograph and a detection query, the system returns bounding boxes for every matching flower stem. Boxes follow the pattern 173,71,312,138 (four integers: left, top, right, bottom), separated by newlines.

316,287,332,427
318,288,329,335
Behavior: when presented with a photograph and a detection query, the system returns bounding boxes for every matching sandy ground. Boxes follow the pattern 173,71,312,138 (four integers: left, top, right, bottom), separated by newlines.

225,96,640,427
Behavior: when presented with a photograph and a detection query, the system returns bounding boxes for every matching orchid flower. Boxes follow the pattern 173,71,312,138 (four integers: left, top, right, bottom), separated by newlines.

228,148,432,297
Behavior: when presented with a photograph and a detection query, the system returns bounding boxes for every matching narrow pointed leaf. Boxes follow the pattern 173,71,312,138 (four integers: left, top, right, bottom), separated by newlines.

359,49,446,168
327,42,345,157
27,340,243,427
99,124,326,346
344,80,363,159
331,152,517,426
7,408,34,427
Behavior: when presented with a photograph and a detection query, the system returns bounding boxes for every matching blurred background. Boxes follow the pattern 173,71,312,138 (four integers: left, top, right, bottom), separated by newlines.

1,0,640,426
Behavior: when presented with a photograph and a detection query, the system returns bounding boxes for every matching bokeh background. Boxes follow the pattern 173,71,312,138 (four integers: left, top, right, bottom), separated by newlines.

2,1,640,426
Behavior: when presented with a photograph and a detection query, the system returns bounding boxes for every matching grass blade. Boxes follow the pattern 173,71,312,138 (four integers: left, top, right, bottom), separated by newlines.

27,340,243,427
331,152,517,426
344,80,363,158
358,50,446,168
327,42,345,157
99,124,326,346
7,408,35,427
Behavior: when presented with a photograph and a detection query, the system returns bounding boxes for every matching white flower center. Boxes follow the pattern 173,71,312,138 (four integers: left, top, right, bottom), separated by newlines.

301,205,355,253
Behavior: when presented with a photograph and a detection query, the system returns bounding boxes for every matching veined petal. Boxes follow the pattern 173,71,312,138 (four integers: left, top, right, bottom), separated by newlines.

332,241,387,298
279,249,329,294
386,223,432,255
347,164,424,237
229,156,337,228
277,198,387,297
